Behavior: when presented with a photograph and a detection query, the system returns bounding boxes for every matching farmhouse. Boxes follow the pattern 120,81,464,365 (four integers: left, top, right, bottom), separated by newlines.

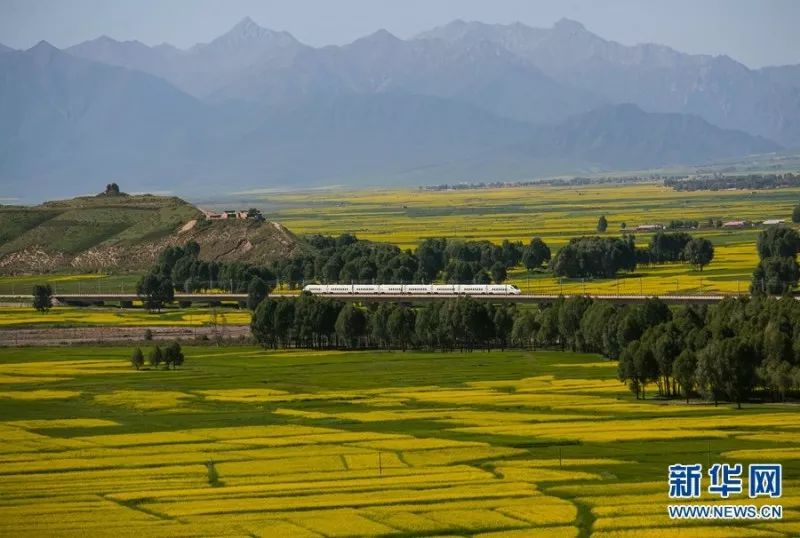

202,208,264,221
762,219,785,226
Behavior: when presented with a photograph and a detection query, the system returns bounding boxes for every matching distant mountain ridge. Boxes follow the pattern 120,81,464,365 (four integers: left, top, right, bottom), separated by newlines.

63,17,800,146
0,17,793,200
417,19,800,146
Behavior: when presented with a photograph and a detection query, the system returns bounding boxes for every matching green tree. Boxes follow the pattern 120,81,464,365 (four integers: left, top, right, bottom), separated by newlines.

32,284,53,313
558,296,592,351
756,226,800,259
683,238,714,271
273,300,295,347
536,304,561,348
758,358,795,402
698,338,756,409
649,231,692,263
460,298,494,351
552,236,636,278
416,238,446,282
369,303,392,348
335,304,366,348
136,273,174,312
492,305,515,350
130,347,144,370
597,215,608,233
163,342,184,369
647,323,683,396
490,262,507,283
387,306,416,351
579,302,617,354
672,349,697,403
251,299,278,348
148,346,163,368
751,256,800,295
511,310,539,349
443,260,475,283
414,303,439,349
793,203,800,224
521,237,551,270
246,276,270,311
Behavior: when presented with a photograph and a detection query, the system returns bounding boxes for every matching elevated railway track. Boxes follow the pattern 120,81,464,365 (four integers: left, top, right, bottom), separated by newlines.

0,292,762,306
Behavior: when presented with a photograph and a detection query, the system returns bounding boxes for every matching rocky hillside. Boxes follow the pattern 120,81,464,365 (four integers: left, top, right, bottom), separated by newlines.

0,194,307,274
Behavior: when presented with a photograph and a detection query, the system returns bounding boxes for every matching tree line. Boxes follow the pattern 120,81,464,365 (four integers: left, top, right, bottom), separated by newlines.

550,232,714,279
130,342,185,370
250,292,800,406
136,241,277,310
251,293,517,352
136,227,725,312
270,235,551,288
751,226,800,295
665,173,800,191
281,231,711,286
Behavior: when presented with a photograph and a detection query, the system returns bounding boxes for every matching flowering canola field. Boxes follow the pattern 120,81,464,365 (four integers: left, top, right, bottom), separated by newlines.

0,346,798,537
266,183,800,295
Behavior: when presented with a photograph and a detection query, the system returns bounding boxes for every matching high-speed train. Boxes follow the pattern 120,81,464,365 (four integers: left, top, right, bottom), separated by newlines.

302,284,521,295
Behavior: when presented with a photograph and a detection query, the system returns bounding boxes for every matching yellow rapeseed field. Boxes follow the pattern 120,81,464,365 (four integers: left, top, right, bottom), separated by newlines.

0,347,798,536
265,183,800,295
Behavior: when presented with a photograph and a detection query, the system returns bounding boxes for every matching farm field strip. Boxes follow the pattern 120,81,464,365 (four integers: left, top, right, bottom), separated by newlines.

0,347,798,536
0,306,250,328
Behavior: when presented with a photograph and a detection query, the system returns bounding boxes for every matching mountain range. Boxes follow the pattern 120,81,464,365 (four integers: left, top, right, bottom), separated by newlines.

1,17,797,200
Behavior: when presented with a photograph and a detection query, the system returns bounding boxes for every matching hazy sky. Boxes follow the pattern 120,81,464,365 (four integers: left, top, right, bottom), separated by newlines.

1,0,798,68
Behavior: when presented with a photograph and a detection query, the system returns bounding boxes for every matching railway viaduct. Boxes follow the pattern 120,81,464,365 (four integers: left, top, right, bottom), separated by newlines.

0,292,748,307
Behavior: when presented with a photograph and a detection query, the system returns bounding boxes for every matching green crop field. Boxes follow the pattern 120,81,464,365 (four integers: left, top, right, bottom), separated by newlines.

264,182,800,295
0,346,797,537
0,273,143,295
0,306,249,328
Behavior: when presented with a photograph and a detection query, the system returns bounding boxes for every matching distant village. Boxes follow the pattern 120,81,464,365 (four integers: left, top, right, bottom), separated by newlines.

201,208,265,221
631,218,785,232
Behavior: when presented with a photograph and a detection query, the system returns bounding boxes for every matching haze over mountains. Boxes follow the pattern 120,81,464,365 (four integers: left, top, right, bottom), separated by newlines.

1,17,798,200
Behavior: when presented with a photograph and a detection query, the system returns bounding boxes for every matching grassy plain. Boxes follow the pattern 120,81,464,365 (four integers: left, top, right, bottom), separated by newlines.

264,183,800,295
0,195,200,258
0,347,798,536
0,273,142,295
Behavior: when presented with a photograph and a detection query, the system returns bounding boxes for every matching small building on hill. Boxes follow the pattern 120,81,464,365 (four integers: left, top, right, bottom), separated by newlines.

203,210,227,220
762,219,785,226
202,208,265,221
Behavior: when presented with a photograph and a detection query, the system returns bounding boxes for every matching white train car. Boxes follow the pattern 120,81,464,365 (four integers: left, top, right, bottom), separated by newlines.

302,284,521,295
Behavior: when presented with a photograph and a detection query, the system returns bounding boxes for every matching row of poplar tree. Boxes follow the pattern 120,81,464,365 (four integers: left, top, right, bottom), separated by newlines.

250,293,800,406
